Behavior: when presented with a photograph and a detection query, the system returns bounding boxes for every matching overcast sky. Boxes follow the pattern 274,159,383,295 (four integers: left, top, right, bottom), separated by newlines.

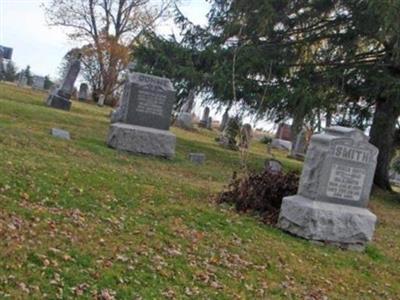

0,0,210,78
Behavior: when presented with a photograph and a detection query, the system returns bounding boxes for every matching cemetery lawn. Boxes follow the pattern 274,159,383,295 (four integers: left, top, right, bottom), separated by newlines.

1,82,400,300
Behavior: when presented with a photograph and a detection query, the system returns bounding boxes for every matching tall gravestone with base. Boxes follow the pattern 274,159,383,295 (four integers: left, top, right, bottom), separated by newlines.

108,72,176,158
47,55,81,111
278,126,378,250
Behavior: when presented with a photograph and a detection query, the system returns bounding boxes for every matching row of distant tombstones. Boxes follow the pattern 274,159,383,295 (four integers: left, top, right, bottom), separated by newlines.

17,73,93,103
44,55,379,251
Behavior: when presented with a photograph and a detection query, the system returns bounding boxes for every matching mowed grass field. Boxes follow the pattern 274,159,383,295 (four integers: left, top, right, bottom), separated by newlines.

1,82,400,299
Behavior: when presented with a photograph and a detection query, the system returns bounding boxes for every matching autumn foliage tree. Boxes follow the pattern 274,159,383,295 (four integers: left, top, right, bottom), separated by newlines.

45,0,174,104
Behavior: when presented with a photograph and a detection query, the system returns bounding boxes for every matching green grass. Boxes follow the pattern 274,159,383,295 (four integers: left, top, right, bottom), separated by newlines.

1,82,400,299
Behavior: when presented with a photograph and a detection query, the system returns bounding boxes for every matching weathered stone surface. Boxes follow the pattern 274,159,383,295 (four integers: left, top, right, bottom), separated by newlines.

107,123,176,159
32,75,45,90
271,138,292,151
275,123,292,141
206,117,212,130
189,153,205,165
47,55,81,111
97,94,105,107
199,107,210,128
299,126,378,208
264,159,282,173
175,112,193,130
47,95,72,111
78,83,89,101
219,111,229,131
278,195,377,248
278,126,379,250
51,128,70,140
110,72,175,130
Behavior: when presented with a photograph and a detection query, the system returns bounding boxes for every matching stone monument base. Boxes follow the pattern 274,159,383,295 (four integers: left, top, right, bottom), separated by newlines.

107,123,176,159
278,195,377,250
175,112,192,130
47,94,71,111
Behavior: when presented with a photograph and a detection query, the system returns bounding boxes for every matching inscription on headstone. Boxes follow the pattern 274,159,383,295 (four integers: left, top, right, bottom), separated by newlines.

107,72,176,158
112,72,175,130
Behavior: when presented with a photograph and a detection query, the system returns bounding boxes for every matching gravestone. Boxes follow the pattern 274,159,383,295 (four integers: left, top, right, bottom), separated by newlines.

271,138,292,151
199,107,210,128
17,73,28,87
189,153,206,165
206,117,213,130
98,94,105,107
278,126,378,250
264,159,283,173
32,75,45,90
291,128,308,158
107,72,176,158
275,123,292,141
51,128,70,140
47,54,81,111
176,90,195,130
220,111,229,131
78,83,89,101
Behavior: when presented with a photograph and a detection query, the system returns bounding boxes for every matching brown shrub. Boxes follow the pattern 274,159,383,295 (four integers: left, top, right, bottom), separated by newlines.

218,169,299,224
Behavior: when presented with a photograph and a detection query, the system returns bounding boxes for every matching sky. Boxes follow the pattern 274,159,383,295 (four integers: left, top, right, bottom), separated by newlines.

0,0,276,131
0,0,210,78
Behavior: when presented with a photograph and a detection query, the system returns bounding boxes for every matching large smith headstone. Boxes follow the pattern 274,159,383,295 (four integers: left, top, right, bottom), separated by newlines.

278,126,378,250
107,72,176,158
47,55,81,111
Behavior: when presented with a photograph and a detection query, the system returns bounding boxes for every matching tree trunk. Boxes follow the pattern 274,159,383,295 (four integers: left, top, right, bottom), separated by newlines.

326,109,332,128
369,97,399,191
290,101,306,154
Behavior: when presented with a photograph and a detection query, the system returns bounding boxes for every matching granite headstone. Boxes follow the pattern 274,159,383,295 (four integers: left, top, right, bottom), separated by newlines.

107,72,176,158
32,75,45,90
199,107,210,128
47,55,81,111
220,111,229,131
189,153,206,165
78,83,89,101
278,126,378,250
206,117,212,130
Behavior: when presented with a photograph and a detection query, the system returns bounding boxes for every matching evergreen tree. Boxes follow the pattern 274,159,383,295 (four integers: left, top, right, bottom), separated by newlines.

24,65,33,86
4,60,17,82
135,1,400,189
43,75,54,90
